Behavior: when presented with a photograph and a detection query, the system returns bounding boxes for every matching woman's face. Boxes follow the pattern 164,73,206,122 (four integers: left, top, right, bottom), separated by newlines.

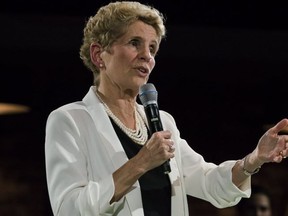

244,194,272,216
100,21,159,94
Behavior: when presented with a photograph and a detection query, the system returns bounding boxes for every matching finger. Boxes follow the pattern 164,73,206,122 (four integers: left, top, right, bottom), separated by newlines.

165,139,174,152
268,119,288,136
280,150,287,159
273,150,286,163
162,130,172,139
273,155,284,163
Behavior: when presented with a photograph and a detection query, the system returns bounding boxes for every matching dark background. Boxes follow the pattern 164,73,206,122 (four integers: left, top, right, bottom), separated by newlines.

1,1,288,215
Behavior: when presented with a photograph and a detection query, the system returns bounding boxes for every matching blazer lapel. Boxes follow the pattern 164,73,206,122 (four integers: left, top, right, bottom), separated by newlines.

83,87,144,215
83,86,128,170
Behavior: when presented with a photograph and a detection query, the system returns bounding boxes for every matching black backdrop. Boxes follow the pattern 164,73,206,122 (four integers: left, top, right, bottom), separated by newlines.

1,1,288,215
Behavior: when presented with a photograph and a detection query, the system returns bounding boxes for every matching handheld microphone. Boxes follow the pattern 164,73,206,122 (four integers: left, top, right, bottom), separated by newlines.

139,83,171,174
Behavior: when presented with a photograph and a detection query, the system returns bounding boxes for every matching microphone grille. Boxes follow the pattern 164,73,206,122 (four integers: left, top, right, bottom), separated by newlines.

139,83,158,106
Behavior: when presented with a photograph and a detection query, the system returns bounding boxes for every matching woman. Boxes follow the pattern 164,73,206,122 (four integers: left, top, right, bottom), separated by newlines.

45,1,288,215
237,185,273,216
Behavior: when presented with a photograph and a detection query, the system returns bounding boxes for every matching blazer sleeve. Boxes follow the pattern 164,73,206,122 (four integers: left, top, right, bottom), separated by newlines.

45,107,124,216
160,110,251,208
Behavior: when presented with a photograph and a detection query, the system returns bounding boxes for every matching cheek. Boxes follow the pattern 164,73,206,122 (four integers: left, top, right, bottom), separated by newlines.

117,46,135,58
150,59,156,70
108,54,128,70
115,52,135,67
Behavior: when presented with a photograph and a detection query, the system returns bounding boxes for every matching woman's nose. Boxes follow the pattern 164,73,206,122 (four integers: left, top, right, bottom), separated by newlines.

140,47,153,62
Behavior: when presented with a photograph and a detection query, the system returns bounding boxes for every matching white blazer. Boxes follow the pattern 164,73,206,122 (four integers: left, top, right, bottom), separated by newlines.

45,86,250,216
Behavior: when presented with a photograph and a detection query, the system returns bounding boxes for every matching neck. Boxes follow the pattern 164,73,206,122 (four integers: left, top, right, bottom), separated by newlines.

94,88,148,145
95,89,136,129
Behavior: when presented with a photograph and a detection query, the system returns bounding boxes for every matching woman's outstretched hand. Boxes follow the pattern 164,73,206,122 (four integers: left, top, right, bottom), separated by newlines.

255,118,288,164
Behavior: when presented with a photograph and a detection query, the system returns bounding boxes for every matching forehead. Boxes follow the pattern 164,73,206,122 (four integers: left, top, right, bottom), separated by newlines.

122,21,159,43
252,194,270,205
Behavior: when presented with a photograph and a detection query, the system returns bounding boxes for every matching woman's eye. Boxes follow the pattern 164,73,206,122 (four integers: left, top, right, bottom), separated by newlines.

130,39,139,47
129,39,157,56
150,46,157,55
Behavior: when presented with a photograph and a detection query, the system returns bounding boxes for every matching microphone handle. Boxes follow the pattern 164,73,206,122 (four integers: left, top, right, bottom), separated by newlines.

162,160,171,174
144,104,171,174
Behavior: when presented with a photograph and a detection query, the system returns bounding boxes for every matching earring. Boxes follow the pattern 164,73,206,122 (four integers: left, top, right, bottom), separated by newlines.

99,63,103,68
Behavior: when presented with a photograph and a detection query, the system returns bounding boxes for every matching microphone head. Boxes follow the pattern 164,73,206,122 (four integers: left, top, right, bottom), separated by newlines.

139,83,158,106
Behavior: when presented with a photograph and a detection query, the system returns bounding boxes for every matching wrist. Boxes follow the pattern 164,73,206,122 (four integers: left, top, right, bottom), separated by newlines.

242,153,262,176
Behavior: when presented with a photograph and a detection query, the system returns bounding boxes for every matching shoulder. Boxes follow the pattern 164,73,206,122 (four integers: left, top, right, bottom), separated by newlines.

47,101,89,124
159,110,177,128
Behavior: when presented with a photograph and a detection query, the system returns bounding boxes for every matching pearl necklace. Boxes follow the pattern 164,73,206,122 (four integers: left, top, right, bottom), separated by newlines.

95,90,148,145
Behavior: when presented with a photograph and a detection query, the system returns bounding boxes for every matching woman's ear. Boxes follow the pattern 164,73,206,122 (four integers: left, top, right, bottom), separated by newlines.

90,43,104,68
